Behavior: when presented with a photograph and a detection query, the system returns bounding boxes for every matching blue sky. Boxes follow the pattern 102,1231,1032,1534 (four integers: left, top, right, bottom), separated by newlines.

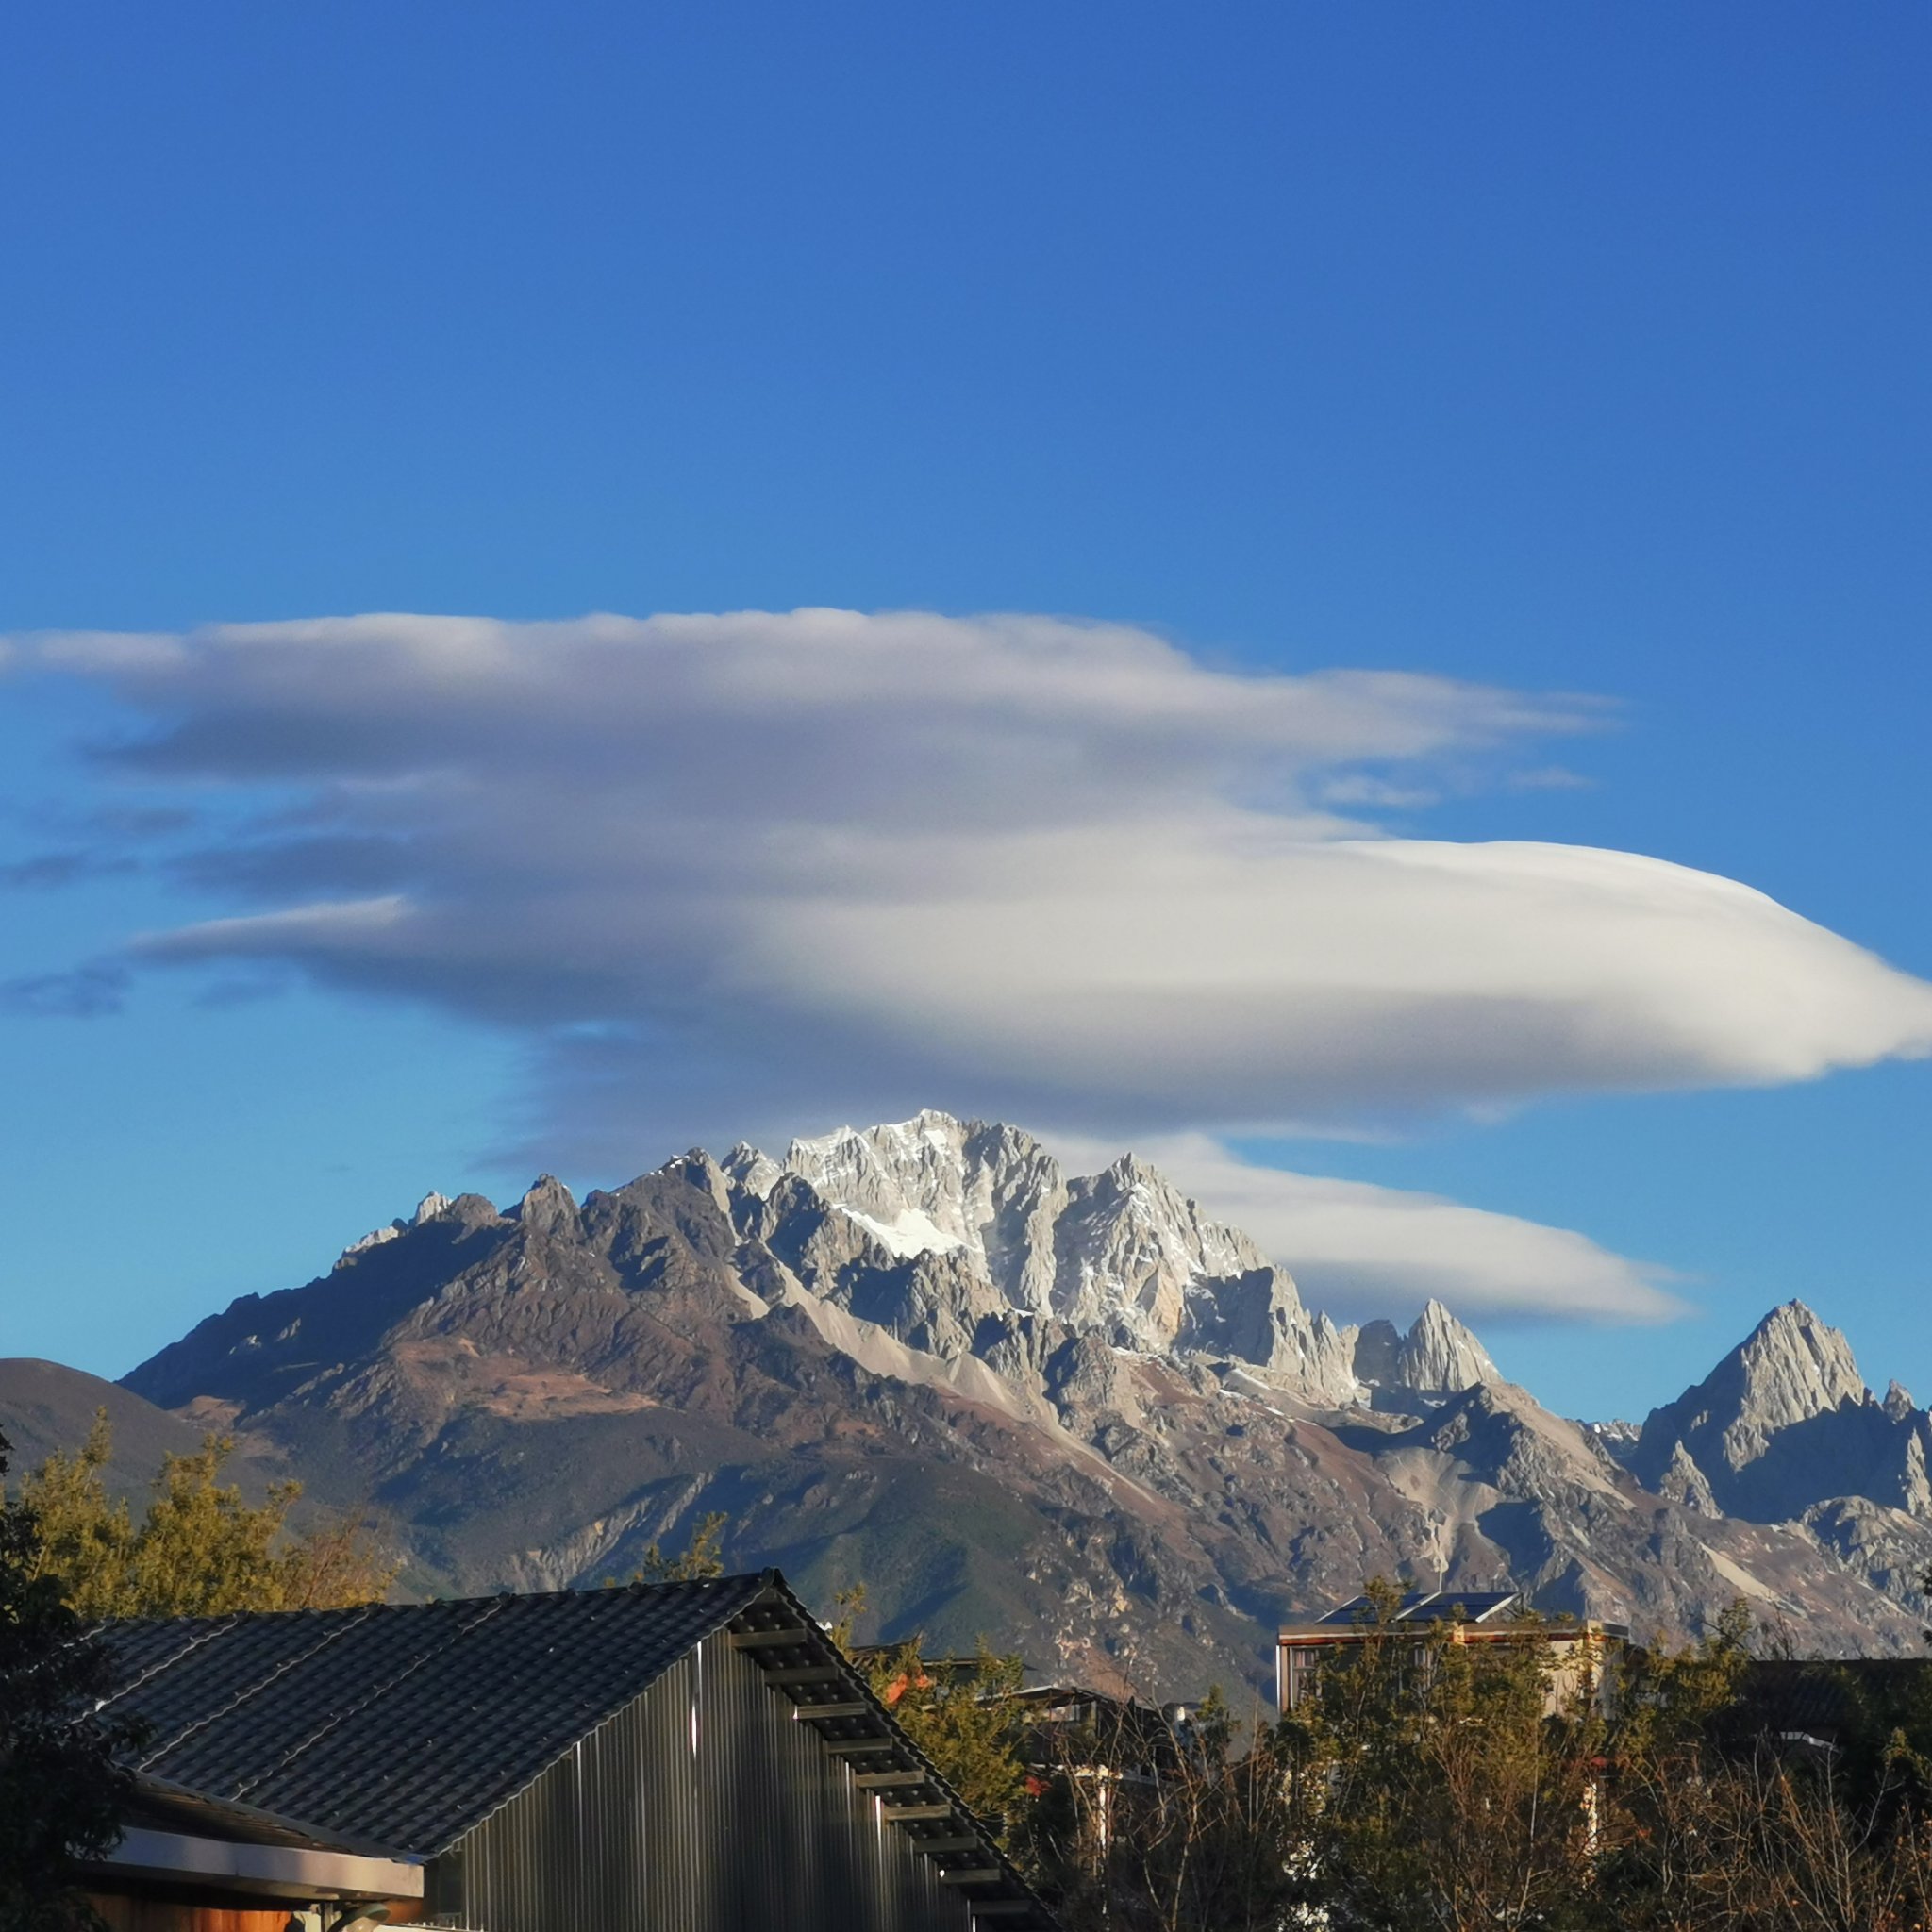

2,2,1928,1418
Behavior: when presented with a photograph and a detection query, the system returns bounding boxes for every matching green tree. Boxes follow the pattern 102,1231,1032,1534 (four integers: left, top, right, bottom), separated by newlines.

15,1412,393,1619
1010,1584,1932,1932
1279,1579,1607,1931
1592,1600,1755,1931
0,1430,144,1932
859,1638,1029,1837
631,1510,728,1583
14,1416,133,1622
1026,1686,1297,1932
826,1579,867,1651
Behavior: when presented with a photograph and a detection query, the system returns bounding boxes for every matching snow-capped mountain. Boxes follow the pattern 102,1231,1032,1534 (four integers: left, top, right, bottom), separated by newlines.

50,1110,1931,1698
332,1109,1492,1417
770,1109,1273,1340
738,1109,1483,1408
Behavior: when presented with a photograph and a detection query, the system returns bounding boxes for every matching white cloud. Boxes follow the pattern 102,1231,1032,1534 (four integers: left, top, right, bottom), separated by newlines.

1045,1131,1684,1325
10,608,1932,1166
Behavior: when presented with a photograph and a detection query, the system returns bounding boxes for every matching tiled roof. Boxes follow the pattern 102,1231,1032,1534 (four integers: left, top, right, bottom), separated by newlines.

98,1573,773,1855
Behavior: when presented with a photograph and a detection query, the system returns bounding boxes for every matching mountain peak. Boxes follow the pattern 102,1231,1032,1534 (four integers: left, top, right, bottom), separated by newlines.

105,1108,1932,1686
721,1141,785,1199
774,1109,1341,1373
1629,1295,1874,1518
1402,1299,1502,1391
317,1108,1487,1415
1736,1300,1867,1416
515,1174,580,1239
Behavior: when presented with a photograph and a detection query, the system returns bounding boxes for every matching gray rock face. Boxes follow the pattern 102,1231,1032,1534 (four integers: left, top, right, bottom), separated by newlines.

1351,1319,1404,1387
1051,1152,1266,1346
1655,1441,1720,1515
1350,1301,1501,1409
1395,1299,1501,1393
721,1142,785,1200
774,1112,1357,1398
1801,1497,1932,1607
333,1189,466,1268
515,1174,582,1241
1631,1301,1932,1554
1179,1268,1361,1401
1699,1300,1865,1470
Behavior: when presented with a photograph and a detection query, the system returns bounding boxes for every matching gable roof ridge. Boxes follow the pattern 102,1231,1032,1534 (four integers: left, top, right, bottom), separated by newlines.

97,1573,1057,1923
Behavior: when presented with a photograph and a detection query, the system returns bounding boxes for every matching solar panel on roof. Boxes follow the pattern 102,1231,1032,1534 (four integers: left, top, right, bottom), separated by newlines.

1316,1591,1440,1625
1398,1591,1519,1624
1315,1594,1374,1624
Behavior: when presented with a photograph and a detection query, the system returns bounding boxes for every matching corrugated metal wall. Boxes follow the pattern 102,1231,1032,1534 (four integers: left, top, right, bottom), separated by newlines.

426,1635,975,1932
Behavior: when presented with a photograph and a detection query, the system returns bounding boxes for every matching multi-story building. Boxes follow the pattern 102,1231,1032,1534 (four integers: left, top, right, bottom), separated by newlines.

1276,1589,1627,1717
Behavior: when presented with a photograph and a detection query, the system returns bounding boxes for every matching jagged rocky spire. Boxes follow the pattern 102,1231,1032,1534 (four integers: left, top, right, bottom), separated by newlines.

1628,1300,1932,1523
772,1111,1366,1399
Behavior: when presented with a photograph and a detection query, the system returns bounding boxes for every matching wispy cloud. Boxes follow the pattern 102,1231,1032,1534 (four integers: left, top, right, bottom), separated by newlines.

1507,764,1595,792
1316,774,1441,809
0,849,138,890
2,960,132,1017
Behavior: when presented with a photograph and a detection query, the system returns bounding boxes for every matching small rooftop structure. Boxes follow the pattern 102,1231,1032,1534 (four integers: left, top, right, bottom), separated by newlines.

1277,1587,1627,1716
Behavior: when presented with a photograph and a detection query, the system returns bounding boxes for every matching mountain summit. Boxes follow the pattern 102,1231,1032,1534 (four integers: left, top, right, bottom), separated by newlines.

1629,1300,1932,1527
90,1113,1932,1694
763,1110,1360,1399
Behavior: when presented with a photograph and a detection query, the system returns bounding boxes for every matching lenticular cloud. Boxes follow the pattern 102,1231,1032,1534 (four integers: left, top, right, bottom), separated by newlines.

15,608,1932,1136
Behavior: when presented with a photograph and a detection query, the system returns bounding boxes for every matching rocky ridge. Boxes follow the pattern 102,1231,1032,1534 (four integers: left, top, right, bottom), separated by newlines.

85,1113,1932,1695
734,1109,1476,1408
